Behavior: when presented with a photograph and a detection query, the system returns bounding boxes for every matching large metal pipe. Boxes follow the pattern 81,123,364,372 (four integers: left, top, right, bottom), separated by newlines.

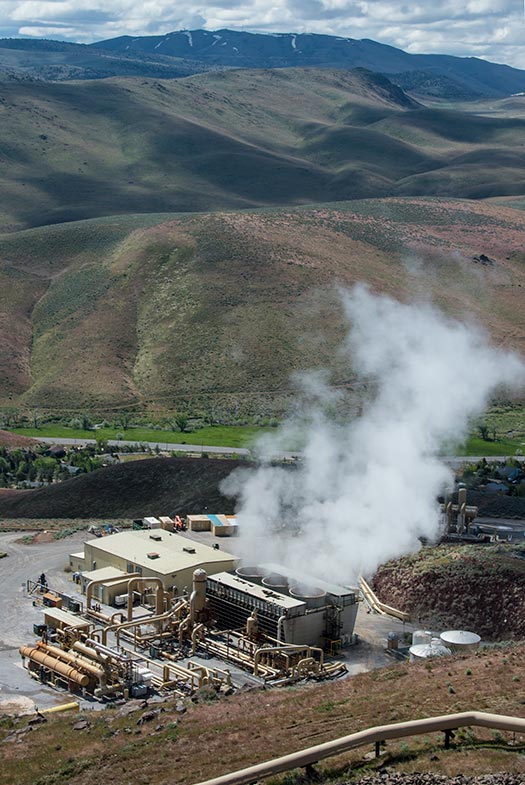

36,643,106,681
102,609,175,646
72,641,107,663
19,646,89,687
192,711,525,785
126,577,165,621
86,639,130,663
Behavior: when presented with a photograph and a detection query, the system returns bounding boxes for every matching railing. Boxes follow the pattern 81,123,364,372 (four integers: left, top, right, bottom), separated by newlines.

193,711,525,785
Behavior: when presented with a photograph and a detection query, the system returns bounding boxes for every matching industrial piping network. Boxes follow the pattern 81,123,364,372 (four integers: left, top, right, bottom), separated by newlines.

359,576,410,622
193,711,525,785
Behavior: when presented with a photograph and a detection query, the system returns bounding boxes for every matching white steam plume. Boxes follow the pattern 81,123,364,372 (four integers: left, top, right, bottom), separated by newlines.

222,285,525,585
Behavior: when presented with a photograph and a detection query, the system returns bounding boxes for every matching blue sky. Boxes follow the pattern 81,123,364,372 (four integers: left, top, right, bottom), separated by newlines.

2,0,525,68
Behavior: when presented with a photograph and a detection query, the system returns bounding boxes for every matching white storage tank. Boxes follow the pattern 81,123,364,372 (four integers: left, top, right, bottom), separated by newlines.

440,630,481,652
412,630,432,646
409,637,452,662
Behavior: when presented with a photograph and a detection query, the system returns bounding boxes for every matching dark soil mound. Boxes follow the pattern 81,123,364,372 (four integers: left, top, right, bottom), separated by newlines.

467,491,525,519
0,456,245,518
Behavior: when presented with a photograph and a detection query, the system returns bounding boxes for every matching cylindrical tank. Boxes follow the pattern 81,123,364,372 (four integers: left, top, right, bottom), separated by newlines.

190,568,207,623
412,629,432,646
235,566,269,584
440,630,481,652
19,645,90,687
409,637,452,662
261,573,289,591
289,582,327,609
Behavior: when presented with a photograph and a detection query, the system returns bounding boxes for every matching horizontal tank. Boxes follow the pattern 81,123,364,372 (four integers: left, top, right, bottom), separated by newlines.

440,630,481,652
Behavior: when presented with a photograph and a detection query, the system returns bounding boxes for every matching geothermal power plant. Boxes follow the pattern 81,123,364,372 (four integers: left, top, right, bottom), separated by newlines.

17,495,494,703
20,522,357,699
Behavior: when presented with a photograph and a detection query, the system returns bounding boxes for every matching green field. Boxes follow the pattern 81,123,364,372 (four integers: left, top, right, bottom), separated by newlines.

11,424,272,449
12,420,525,456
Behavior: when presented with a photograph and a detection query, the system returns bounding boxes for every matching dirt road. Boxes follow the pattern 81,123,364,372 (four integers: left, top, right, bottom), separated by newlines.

0,531,88,713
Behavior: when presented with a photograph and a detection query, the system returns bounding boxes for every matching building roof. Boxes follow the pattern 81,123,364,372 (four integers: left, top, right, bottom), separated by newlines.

86,530,236,576
81,566,127,583
43,608,90,629
207,571,306,611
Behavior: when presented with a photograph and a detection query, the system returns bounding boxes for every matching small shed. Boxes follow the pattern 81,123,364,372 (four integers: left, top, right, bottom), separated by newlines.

43,607,91,634
187,515,211,532
142,517,161,529
81,566,129,605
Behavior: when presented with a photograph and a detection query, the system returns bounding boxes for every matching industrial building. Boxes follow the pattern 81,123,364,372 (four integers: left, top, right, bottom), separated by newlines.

69,530,237,600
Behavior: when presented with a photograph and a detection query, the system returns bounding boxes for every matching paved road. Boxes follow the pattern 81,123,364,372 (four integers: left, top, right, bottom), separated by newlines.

32,437,523,466
34,436,301,461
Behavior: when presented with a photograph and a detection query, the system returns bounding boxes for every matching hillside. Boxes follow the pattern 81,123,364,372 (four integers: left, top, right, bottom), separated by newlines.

93,29,525,98
371,544,525,640
3,68,525,232
0,456,239,518
1,641,524,785
0,37,207,82
0,197,524,411
0,430,39,448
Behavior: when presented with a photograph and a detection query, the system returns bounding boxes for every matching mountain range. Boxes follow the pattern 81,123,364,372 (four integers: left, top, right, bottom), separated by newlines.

1,29,525,98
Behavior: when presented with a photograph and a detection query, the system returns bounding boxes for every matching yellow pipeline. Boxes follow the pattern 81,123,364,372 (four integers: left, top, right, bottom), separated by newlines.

39,702,79,715
193,711,525,785
20,646,89,687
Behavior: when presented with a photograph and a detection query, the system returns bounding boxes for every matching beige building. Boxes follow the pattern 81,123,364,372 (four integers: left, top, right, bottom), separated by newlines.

70,530,237,599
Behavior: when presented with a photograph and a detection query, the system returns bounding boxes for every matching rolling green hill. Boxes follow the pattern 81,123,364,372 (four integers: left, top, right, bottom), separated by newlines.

1,197,524,412
2,68,525,232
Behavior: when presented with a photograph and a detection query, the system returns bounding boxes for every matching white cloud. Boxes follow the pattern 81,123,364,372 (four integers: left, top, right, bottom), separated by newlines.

2,0,525,68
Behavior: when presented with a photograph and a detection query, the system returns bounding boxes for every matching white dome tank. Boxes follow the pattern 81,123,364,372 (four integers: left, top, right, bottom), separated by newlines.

409,637,452,662
440,630,481,652
412,630,432,646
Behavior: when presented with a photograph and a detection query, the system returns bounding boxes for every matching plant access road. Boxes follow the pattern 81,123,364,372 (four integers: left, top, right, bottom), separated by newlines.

26,437,525,467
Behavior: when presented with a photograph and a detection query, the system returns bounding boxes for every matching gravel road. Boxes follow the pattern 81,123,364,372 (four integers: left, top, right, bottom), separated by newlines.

0,531,89,713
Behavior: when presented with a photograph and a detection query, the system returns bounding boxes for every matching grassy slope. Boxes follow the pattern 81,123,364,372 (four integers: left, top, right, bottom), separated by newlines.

1,197,524,410
1,68,525,231
2,643,525,785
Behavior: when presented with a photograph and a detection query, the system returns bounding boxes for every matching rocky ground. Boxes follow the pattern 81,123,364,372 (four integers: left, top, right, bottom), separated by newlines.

371,543,525,639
